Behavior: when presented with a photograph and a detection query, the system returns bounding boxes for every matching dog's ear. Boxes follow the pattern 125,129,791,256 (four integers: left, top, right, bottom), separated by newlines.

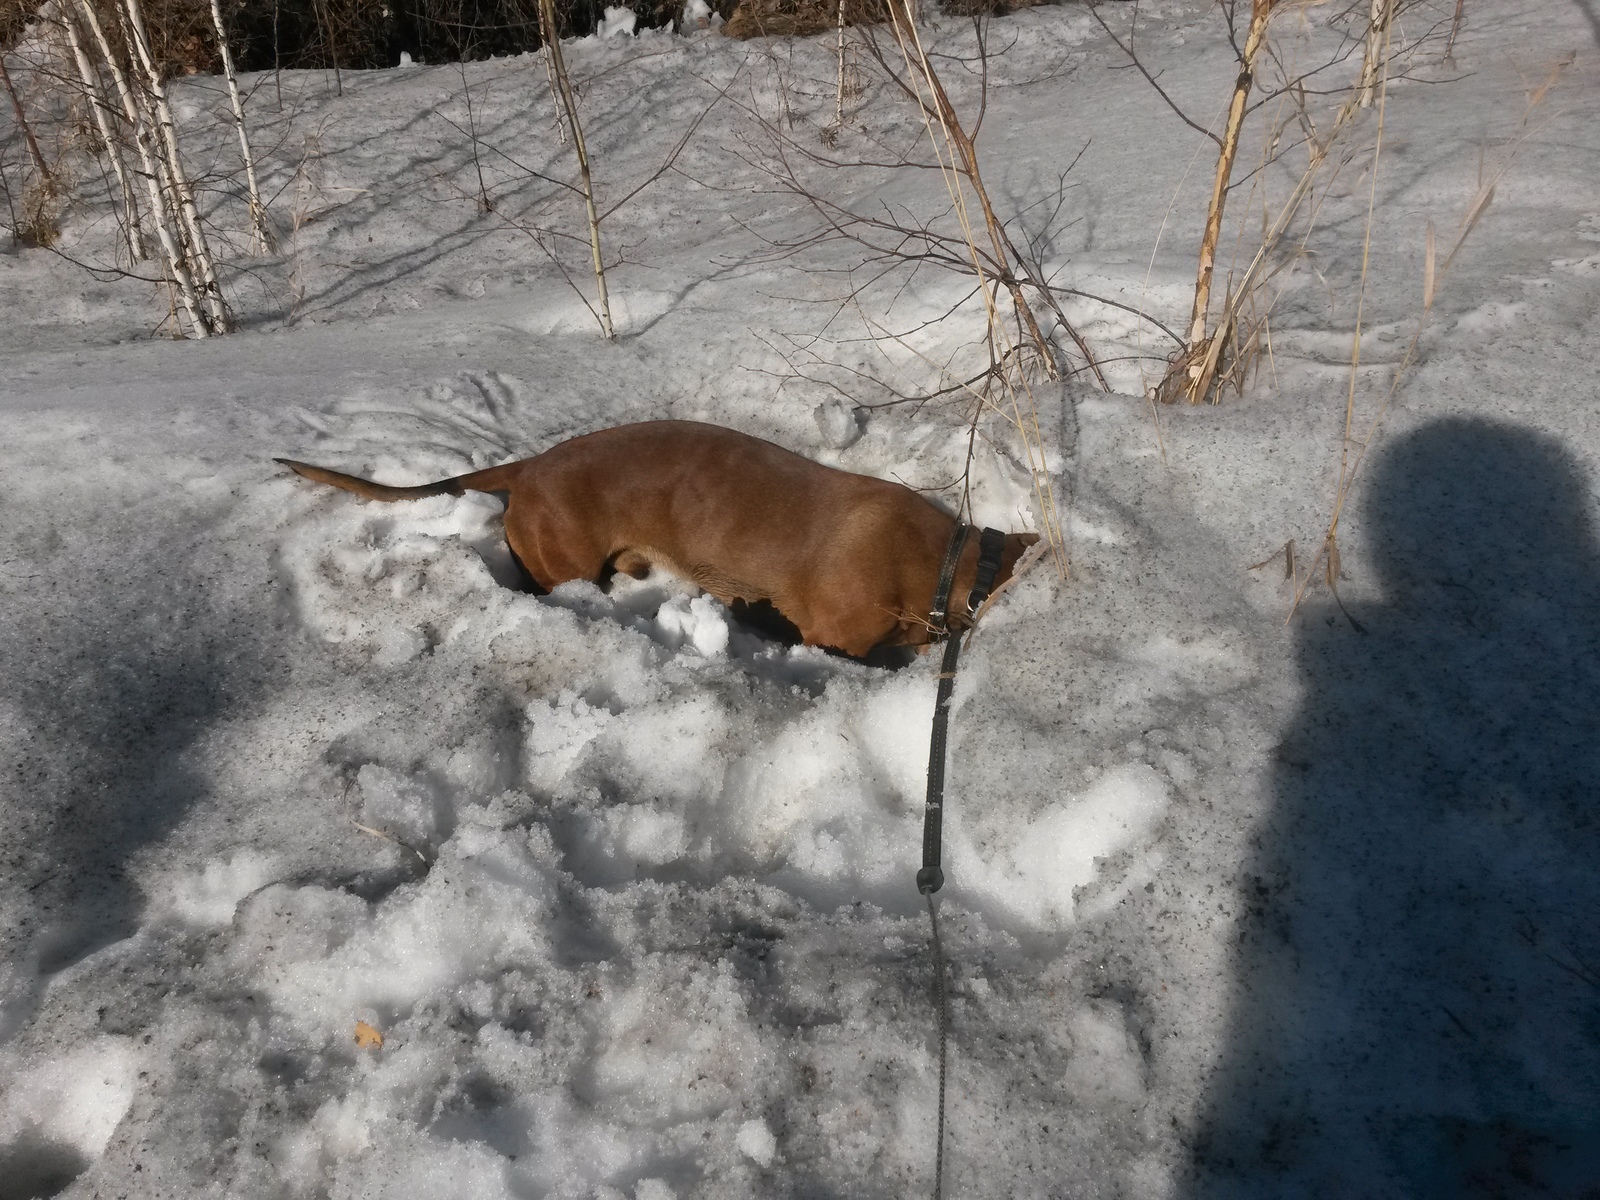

999,531,1040,579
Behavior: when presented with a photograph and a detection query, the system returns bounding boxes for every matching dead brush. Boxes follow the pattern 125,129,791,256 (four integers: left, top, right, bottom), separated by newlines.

16,174,62,245
1124,0,1454,404
723,0,886,41
731,8,1137,578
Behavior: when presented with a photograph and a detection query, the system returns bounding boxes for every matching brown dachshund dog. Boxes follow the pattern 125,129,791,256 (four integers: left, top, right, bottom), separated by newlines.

278,420,1036,658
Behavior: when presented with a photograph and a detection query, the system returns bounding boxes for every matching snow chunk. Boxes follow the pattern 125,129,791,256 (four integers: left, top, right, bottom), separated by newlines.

356,762,446,851
597,5,637,37
243,826,560,1033
156,850,281,925
1062,1001,1147,1106
963,764,1170,928
654,593,730,657
813,398,863,450
736,1117,778,1166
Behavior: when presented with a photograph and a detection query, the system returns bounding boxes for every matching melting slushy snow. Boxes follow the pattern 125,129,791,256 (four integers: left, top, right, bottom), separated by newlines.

2,0,1598,1196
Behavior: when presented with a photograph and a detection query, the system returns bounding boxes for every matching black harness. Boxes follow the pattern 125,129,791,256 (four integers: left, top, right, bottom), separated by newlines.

917,523,1007,895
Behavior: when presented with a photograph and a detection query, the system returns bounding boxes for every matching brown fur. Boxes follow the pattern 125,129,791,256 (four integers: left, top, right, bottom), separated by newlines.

277,420,1036,659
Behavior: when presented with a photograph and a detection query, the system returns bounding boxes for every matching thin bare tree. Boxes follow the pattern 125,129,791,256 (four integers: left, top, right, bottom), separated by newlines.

1155,0,1276,405
537,0,614,339
207,0,272,252
0,40,54,239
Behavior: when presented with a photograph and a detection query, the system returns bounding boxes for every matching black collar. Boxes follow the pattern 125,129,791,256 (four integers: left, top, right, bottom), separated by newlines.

930,523,1007,634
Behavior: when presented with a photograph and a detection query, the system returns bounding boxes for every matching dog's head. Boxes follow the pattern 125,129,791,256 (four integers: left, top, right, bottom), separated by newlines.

999,531,1041,585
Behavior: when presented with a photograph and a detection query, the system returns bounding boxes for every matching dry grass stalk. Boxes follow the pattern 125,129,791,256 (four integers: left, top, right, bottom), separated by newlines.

1178,0,1464,404
350,819,430,864
1163,7,1398,407
885,0,1057,383
1320,14,1394,614
537,0,614,339
285,132,322,322
1155,0,1276,405
1287,53,1572,620
880,0,1070,574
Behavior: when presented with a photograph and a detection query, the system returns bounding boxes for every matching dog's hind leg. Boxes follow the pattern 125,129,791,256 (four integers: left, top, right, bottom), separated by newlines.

501,502,612,594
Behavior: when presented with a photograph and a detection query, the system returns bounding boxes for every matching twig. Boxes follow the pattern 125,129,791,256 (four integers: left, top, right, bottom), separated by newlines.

1086,1,1222,146
350,819,430,865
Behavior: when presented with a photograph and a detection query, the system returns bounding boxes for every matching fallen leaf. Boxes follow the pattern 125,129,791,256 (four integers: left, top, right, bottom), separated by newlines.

354,1020,384,1049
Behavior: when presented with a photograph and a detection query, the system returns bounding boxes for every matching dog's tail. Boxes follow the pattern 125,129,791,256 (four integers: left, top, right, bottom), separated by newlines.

274,458,524,502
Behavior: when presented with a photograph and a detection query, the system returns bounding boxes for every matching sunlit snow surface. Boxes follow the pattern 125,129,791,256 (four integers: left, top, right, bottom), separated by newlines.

2,2,1599,1196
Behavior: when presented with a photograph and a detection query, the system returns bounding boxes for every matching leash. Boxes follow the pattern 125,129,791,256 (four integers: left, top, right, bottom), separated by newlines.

919,522,1007,1199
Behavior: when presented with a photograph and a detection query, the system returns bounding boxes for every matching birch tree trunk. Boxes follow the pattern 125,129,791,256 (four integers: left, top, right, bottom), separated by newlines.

75,0,211,335
61,9,146,262
120,0,231,331
537,6,566,145
207,0,272,252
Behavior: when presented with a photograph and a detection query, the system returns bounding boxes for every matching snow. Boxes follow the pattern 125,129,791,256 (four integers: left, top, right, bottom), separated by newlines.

2,0,1599,1196
596,7,640,40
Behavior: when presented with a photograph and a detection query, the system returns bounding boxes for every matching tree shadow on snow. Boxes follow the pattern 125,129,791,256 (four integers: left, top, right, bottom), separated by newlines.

1188,418,1600,1198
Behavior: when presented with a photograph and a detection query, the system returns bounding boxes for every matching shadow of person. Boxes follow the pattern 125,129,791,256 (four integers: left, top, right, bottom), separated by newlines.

1189,418,1600,1197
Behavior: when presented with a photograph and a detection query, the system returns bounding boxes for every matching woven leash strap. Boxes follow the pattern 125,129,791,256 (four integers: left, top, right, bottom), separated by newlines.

917,524,968,896
918,525,1007,896
917,524,1007,1200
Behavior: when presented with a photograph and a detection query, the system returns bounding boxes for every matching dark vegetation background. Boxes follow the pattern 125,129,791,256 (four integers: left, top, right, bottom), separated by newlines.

3,0,1047,87
1,0,728,77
